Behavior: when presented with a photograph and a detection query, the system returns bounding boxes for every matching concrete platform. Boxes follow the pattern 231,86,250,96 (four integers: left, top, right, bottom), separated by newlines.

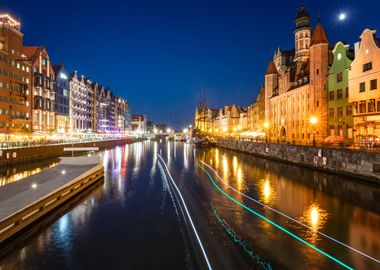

0,157,104,244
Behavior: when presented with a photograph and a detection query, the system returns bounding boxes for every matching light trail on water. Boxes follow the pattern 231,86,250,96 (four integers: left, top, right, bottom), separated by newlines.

197,161,354,270
158,155,212,270
200,160,380,265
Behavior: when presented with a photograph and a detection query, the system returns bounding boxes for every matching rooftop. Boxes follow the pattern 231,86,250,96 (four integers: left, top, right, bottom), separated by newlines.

0,13,20,31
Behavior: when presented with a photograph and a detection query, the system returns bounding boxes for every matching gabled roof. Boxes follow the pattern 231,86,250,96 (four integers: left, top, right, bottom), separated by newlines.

265,60,278,75
311,23,328,46
22,46,40,59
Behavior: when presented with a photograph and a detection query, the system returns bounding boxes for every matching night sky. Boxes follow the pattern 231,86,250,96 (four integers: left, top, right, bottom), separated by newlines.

4,0,380,128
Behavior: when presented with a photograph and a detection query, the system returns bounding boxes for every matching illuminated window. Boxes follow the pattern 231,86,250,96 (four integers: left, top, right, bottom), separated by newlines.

346,105,352,116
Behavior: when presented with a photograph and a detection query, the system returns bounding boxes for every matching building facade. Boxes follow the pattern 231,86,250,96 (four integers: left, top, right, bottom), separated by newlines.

53,64,69,133
24,46,56,132
264,5,329,144
0,14,32,138
69,72,93,132
327,42,354,140
131,115,146,134
349,29,380,144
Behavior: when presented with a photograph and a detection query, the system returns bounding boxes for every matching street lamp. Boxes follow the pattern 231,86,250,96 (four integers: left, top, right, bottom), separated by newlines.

263,121,270,143
310,116,318,146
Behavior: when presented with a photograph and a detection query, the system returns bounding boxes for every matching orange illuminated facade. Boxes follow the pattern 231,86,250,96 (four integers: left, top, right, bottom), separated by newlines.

0,13,32,138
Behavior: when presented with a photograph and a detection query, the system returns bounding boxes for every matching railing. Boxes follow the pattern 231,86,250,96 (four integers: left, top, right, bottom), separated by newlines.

0,165,104,245
0,137,131,150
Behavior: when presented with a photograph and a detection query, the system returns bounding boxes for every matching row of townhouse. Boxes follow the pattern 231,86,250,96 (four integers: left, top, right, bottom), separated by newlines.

0,13,128,139
195,4,380,145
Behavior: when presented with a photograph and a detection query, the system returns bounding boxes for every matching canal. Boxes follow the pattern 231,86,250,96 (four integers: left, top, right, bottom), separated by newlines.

0,140,379,269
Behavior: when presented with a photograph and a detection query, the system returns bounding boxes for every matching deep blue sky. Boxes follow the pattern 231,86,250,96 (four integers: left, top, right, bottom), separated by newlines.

4,0,380,128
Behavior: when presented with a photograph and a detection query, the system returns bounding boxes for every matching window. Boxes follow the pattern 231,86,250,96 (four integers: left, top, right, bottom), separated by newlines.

337,107,343,117
329,91,334,100
316,100,319,107
337,89,343,99
42,58,47,66
359,102,366,113
370,79,377,90
329,108,334,118
377,101,380,112
363,62,372,72
368,101,375,112
346,87,349,98
337,72,343,82
346,105,352,116
316,68,319,75
360,82,365,92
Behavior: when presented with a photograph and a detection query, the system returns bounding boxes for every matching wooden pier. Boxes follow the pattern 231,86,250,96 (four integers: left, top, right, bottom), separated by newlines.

0,156,104,245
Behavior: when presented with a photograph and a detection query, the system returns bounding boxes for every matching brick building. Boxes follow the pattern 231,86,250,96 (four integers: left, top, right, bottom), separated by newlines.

0,14,32,139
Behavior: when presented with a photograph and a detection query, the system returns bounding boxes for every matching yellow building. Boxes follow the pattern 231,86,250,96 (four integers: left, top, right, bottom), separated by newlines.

348,29,380,144
212,105,241,135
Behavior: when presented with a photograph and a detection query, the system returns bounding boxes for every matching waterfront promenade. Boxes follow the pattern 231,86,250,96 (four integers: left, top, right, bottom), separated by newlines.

0,156,104,245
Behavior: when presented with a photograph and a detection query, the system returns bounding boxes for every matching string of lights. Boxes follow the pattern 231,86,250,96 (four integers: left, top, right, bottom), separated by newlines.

211,203,272,270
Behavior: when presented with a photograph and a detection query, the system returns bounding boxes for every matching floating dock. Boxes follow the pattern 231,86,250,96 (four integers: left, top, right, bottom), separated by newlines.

0,156,104,245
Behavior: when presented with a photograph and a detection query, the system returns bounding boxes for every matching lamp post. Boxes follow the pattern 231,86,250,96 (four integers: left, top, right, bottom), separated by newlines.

263,121,270,143
310,116,318,146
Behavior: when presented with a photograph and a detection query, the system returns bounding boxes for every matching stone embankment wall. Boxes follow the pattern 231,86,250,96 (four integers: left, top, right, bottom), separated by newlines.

0,138,144,166
217,139,380,182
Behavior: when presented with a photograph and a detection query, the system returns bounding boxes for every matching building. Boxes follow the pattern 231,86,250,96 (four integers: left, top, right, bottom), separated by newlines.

246,85,265,133
23,46,56,132
69,71,93,132
53,64,69,133
194,106,213,133
348,29,380,144
264,4,329,144
0,13,32,139
115,97,128,133
212,105,241,135
131,115,146,134
327,42,354,140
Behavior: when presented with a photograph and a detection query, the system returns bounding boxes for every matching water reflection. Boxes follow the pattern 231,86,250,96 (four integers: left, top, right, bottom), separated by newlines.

0,160,59,187
300,203,328,245
196,146,380,269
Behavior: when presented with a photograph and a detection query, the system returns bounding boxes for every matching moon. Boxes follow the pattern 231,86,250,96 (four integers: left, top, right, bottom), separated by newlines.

339,13,346,21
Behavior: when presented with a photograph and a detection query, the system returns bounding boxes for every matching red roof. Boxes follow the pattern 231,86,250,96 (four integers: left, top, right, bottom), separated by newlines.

265,60,278,75
310,23,328,46
22,46,40,59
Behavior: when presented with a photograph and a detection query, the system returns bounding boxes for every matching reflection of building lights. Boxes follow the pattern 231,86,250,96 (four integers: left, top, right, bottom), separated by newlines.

263,180,270,201
222,155,228,180
232,156,238,174
310,207,319,227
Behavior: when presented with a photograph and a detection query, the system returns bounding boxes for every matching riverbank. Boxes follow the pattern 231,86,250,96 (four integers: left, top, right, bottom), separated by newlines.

216,139,380,184
0,137,144,167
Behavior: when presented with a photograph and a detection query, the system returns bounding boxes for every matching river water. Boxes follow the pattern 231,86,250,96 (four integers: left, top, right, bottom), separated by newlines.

0,140,379,269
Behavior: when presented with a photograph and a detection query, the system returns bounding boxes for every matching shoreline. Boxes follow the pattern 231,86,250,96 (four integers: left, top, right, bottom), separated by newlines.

215,139,380,185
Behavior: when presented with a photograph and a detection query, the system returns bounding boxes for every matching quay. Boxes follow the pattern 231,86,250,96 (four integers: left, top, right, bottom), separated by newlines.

0,156,104,245
217,139,380,183
0,137,144,167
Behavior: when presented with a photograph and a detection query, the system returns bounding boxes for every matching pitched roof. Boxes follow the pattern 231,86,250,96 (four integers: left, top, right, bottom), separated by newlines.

265,60,278,75
310,23,328,46
22,46,40,59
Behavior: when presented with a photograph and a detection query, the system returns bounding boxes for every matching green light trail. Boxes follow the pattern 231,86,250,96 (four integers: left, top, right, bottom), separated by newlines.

211,203,272,270
197,162,354,270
